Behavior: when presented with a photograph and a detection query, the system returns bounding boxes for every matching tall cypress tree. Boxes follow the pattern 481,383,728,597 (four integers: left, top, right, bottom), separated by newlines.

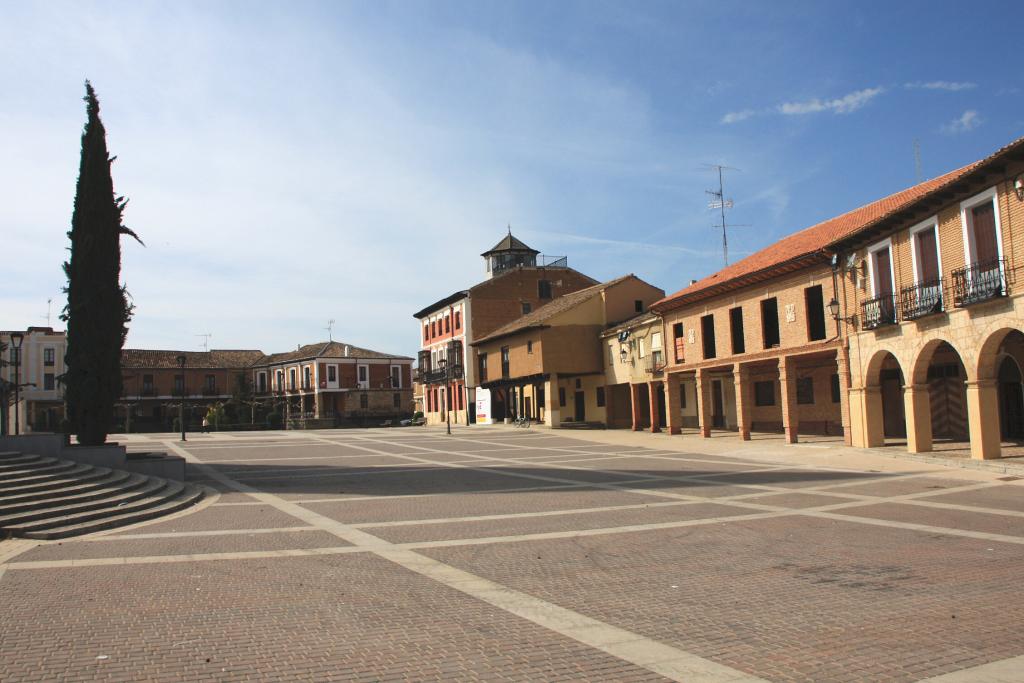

62,81,142,446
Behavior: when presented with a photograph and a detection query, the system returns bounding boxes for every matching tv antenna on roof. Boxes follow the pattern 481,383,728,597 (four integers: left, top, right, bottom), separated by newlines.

703,164,747,267
195,333,212,351
914,139,923,182
326,319,335,342
44,298,52,327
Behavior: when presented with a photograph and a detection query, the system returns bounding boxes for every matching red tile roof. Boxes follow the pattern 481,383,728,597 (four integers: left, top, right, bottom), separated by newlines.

652,135,1024,312
473,275,647,345
121,349,264,369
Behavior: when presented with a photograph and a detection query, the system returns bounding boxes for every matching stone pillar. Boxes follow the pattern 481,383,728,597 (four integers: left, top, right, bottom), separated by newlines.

630,383,642,431
545,375,561,428
862,386,885,447
836,348,853,446
966,379,1002,459
648,380,661,433
903,384,933,453
734,365,752,441
695,369,712,438
664,373,681,435
778,357,799,444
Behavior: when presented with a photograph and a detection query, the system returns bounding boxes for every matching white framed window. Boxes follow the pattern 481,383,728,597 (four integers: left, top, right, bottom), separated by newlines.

866,238,896,297
651,331,662,350
327,365,337,383
638,338,646,358
390,364,401,388
357,364,369,389
960,186,1004,266
909,217,942,284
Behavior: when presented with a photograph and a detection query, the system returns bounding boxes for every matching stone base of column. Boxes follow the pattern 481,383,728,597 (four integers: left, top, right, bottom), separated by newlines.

669,426,681,435
739,428,750,441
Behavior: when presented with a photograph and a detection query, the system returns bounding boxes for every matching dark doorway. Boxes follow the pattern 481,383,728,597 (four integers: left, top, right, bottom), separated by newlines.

656,384,667,427
711,380,725,429
574,391,585,421
999,357,1024,439
880,367,906,439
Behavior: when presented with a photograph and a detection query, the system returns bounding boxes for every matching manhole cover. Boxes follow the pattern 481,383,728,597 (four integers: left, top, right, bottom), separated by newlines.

997,476,1021,482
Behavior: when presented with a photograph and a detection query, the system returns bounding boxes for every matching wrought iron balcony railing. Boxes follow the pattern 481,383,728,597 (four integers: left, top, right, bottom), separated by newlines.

141,387,157,397
952,258,1007,307
861,294,897,330
202,386,219,396
899,279,944,321
644,353,665,375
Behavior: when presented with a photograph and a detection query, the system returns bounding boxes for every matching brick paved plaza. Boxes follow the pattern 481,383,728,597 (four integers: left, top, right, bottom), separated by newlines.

3,427,1024,682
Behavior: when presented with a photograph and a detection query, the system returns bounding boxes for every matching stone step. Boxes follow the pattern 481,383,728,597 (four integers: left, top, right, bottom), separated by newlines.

3,479,186,534
0,451,25,461
0,455,51,472
18,485,205,540
1,460,78,482
0,472,148,517
0,468,122,505
0,463,95,492
0,465,112,496
0,476,166,527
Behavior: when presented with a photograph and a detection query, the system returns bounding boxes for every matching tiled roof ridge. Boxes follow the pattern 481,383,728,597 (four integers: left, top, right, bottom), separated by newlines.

652,134,1024,311
474,274,636,344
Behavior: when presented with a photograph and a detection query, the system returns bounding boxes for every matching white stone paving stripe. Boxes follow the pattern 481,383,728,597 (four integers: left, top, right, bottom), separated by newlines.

78,526,320,541
917,654,1024,682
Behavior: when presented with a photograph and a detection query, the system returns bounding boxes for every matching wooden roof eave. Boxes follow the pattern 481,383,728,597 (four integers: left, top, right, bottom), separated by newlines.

652,252,829,315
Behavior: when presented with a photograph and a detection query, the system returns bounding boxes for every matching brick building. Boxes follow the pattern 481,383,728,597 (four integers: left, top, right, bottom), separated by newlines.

413,230,597,426
120,349,264,430
600,312,667,431
472,275,664,427
252,341,413,425
1,327,66,434
650,133,1024,461
831,136,1024,459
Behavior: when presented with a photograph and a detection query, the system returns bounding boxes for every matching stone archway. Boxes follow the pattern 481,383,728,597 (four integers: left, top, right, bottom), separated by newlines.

863,349,905,446
969,328,1024,458
905,340,969,453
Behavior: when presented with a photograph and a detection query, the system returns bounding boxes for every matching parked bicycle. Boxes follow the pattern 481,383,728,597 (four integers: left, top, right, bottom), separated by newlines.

513,415,531,428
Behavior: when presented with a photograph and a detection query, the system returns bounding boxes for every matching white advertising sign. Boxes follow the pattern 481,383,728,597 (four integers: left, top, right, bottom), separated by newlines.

475,388,492,425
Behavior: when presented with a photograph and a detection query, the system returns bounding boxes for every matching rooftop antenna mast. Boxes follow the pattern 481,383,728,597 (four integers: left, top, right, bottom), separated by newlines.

195,333,212,352
325,319,335,342
44,298,52,327
704,164,741,266
913,139,923,182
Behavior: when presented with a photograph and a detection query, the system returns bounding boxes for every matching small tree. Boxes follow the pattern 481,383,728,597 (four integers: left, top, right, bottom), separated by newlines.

62,81,142,446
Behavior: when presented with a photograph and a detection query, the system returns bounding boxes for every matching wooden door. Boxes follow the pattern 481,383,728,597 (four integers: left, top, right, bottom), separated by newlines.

574,391,585,421
711,380,725,429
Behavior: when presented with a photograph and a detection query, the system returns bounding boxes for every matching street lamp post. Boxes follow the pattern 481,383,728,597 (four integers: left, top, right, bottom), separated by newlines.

176,354,187,442
437,358,451,435
11,332,24,436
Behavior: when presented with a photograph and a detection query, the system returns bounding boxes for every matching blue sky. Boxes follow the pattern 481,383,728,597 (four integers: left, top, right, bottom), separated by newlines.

2,1,1021,358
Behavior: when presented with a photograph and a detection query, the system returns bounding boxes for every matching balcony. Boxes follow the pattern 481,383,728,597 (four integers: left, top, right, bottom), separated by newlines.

644,353,665,376
953,259,1007,307
141,387,157,397
900,279,944,321
202,386,219,396
861,294,897,330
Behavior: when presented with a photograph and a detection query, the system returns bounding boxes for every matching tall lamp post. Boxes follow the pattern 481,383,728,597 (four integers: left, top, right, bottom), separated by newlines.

437,358,451,435
176,354,187,442
11,332,24,436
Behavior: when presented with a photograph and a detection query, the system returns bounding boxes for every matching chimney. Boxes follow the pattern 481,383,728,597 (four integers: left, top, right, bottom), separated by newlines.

344,345,350,357
690,279,698,285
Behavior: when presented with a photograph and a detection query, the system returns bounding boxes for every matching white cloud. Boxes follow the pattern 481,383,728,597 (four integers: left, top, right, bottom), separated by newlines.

941,110,982,134
778,87,884,115
721,109,756,124
905,81,976,91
